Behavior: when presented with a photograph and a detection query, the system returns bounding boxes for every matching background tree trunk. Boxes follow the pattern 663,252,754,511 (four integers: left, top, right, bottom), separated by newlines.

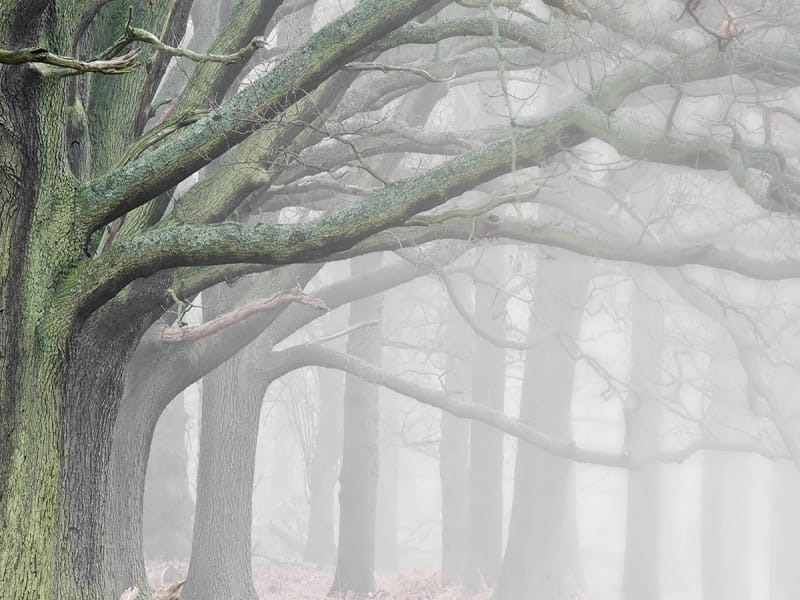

701,334,750,600
303,367,344,565
465,248,507,589
440,272,472,584
182,283,265,600
331,253,384,596
495,252,591,600
143,392,194,562
622,276,664,600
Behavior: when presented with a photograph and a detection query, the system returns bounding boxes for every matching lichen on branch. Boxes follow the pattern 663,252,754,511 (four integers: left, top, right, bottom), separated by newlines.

0,47,141,76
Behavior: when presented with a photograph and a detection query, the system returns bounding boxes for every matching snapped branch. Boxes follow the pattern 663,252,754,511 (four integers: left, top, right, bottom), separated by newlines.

0,47,140,77
161,287,328,342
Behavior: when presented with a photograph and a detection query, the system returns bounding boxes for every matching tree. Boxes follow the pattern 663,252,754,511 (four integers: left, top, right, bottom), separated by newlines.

6,0,800,597
330,253,384,596
496,249,591,600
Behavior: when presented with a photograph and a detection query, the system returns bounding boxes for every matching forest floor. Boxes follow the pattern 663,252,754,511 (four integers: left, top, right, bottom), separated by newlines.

146,561,492,599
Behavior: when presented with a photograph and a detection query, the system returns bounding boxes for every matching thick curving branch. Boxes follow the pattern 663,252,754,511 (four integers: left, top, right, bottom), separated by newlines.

69,100,800,317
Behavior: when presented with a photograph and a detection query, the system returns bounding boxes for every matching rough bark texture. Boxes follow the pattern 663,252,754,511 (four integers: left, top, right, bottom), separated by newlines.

331,253,384,596
182,282,264,600
465,248,507,589
495,251,591,600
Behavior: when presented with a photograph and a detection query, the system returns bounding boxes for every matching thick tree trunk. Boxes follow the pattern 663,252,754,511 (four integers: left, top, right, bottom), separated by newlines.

495,252,591,600
182,283,266,600
331,253,384,596
0,8,139,596
303,367,344,565
465,248,507,589
622,278,664,600
107,332,182,597
440,273,472,584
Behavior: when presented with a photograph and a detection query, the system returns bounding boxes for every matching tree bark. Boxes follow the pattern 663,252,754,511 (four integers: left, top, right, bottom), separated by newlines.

303,367,344,565
495,251,591,600
701,333,750,600
331,253,384,596
143,392,194,563
182,282,267,600
465,248,507,589
440,272,472,584
622,276,664,600
376,393,399,569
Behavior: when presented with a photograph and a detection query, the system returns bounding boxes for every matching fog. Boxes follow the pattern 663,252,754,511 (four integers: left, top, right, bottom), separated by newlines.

22,0,798,598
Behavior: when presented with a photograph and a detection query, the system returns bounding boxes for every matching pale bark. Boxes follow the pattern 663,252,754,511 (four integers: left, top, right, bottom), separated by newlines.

331,253,384,596
495,251,591,600
303,367,344,565
465,248,507,589
440,273,472,584
622,277,665,600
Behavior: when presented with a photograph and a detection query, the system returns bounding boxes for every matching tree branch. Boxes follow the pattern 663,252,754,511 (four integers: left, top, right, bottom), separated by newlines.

265,344,783,467
76,0,442,238
160,287,328,342
0,47,141,77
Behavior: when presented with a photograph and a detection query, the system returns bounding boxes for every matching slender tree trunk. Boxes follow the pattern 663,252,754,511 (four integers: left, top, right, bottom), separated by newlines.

331,253,384,596
495,252,591,600
440,273,472,584
622,277,664,600
376,395,399,569
304,367,344,565
465,249,507,589
701,334,750,600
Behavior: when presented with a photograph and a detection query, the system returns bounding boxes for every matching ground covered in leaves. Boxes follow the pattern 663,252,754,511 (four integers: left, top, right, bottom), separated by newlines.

146,561,491,599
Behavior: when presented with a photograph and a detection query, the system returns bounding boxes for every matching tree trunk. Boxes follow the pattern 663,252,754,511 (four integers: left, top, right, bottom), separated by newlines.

465,248,507,589
622,277,664,600
701,334,750,600
143,392,194,562
0,8,144,595
182,283,267,600
376,394,399,569
303,367,344,565
330,253,384,596
495,252,591,600
440,272,472,584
